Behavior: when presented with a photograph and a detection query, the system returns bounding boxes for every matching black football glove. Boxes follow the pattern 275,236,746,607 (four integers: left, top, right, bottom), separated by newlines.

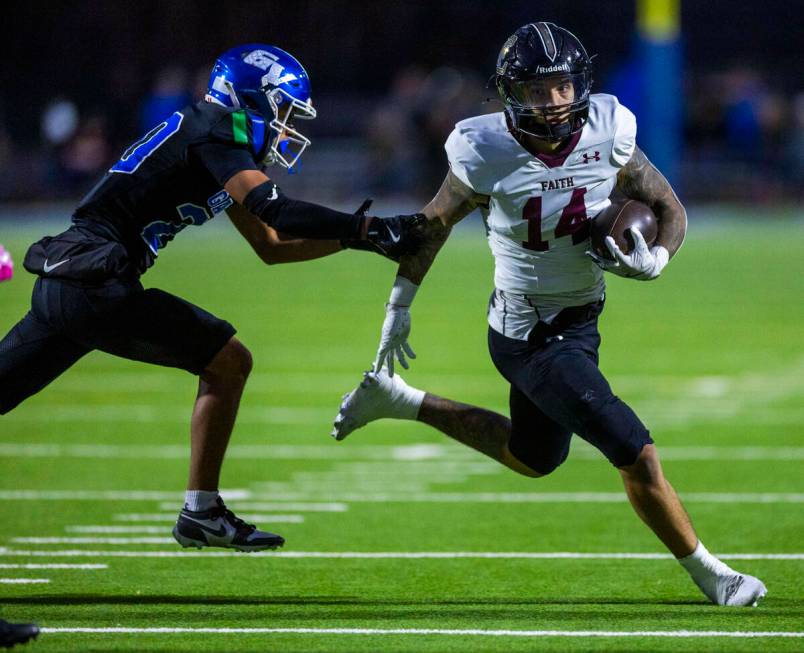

340,199,396,260
366,212,426,260
341,200,426,261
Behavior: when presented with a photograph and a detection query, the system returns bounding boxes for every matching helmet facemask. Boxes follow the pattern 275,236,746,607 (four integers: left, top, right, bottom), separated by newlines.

498,71,591,142
238,86,316,169
263,87,316,169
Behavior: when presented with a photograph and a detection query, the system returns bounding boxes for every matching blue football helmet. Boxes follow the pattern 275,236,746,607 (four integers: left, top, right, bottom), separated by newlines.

206,44,316,169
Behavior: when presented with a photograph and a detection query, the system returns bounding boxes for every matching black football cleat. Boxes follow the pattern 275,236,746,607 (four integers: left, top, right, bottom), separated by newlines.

0,619,39,648
172,497,284,552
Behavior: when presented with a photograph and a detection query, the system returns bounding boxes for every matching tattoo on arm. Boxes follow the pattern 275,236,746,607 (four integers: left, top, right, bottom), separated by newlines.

616,146,687,257
398,170,489,285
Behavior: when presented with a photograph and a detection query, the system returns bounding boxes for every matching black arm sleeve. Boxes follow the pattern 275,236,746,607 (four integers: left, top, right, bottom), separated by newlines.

243,181,363,240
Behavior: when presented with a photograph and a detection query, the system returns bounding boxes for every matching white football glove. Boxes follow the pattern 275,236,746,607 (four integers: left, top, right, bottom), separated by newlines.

587,227,669,280
373,304,415,377
373,275,419,377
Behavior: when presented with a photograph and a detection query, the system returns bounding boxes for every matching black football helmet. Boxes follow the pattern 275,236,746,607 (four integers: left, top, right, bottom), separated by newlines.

495,22,593,142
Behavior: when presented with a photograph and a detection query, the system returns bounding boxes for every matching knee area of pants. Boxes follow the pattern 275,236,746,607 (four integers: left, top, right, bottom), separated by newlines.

511,449,565,477
534,454,568,476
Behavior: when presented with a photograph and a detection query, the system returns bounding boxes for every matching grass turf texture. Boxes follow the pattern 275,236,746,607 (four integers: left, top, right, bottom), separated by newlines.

0,210,802,651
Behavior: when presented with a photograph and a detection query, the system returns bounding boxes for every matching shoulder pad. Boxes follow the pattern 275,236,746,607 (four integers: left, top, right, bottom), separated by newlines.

586,94,637,166
209,109,270,161
445,113,528,194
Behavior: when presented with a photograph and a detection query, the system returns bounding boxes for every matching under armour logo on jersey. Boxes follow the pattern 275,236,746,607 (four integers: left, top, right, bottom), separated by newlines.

582,151,601,163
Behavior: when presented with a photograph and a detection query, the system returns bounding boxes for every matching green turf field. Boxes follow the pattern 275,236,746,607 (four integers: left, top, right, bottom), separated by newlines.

0,210,802,651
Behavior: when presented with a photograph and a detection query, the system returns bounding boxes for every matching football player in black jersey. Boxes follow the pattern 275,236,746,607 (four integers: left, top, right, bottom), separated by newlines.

0,44,424,551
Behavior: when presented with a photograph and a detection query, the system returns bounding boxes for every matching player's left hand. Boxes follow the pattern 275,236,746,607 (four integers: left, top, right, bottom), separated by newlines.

587,227,669,280
373,303,415,377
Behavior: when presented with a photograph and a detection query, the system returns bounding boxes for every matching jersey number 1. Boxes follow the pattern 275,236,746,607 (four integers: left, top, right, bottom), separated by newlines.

522,187,590,251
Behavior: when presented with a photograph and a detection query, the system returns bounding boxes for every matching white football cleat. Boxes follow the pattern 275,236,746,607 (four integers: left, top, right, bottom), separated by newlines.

331,368,424,441
715,573,767,607
693,571,767,607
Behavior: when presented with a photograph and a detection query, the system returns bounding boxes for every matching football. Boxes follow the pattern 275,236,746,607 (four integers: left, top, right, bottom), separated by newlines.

590,199,658,259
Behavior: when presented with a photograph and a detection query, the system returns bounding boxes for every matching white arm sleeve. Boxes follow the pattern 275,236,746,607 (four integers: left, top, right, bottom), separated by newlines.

610,103,637,168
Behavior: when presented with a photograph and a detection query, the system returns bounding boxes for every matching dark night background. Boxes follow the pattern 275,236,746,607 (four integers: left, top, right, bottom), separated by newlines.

1,0,801,202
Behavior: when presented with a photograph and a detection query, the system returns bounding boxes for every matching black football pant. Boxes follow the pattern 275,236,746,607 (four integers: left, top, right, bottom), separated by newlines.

487,305,652,473
0,277,235,414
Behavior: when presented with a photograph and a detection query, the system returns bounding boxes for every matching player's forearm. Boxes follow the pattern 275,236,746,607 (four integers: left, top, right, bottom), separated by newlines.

259,235,343,265
228,205,343,265
652,199,686,258
396,171,483,285
397,216,452,285
616,146,687,257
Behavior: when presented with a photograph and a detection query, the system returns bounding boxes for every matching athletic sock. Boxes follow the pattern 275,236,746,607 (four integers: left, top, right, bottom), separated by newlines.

389,375,425,420
184,490,220,512
678,540,735,600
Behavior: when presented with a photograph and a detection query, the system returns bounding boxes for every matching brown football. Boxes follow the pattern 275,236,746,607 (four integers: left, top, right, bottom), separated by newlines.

590,199,658,260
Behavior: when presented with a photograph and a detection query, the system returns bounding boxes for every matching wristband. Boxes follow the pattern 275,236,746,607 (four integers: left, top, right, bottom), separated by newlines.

388,275,418,306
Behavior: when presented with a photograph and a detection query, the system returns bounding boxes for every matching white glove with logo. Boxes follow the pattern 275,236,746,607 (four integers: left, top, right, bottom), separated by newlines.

373,276,419,377
588,227,669,280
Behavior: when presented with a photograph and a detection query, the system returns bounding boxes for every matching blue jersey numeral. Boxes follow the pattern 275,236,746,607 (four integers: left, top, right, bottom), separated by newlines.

111,112,184,174
141,203,211,255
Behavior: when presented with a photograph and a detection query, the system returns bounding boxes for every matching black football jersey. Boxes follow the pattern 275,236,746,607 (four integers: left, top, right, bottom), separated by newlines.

74,100,270,271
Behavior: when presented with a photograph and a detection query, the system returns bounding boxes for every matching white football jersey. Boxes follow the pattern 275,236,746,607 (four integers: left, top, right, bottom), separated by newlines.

445,93,636,339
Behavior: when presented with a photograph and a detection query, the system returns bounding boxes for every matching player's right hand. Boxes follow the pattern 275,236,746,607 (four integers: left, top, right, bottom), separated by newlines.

340,199,399,262
373,304,416,377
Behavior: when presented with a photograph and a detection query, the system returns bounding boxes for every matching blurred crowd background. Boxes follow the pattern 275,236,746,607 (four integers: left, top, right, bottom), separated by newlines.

0,0,801,206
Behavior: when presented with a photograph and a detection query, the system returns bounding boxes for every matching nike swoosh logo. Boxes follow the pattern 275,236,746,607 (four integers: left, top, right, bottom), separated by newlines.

268,186,278,200
43,258,70,273
389,231,401,244
180,517,228,537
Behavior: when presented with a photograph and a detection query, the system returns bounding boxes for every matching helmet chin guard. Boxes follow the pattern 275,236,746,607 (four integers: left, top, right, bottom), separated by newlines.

262,88,315,169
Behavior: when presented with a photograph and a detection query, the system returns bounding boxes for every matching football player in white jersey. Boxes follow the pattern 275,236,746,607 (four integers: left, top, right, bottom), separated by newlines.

333,22,766,606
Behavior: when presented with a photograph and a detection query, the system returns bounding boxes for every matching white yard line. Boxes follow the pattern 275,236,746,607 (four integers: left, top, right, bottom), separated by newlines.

0,405,334,425
37,627,804,638
2,441,803,461
0,578,50,584
0,564,106,569
249,491,804,504
65,526,167,534
12,537,178,545
0,489,251,501
3,489,803,503
156,501,348,512
112,514,304,523
0,548,801,560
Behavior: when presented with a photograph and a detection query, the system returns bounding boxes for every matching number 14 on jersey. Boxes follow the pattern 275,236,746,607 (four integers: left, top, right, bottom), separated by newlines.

522,187,589,252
